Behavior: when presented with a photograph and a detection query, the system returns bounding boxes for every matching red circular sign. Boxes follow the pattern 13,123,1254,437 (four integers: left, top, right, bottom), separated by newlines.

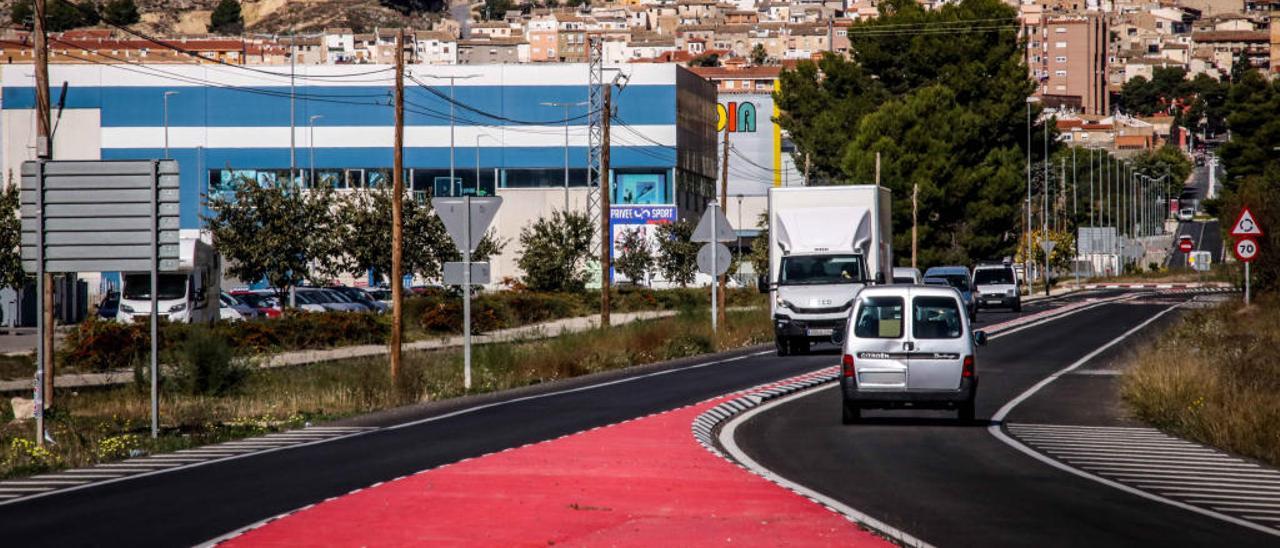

1179,238,1194,253
1234,237,1259,262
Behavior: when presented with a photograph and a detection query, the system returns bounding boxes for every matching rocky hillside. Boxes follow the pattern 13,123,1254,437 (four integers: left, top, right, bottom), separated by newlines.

3,0,450,34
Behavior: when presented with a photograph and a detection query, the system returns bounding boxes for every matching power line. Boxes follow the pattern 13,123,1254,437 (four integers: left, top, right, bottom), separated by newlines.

406,73,591,126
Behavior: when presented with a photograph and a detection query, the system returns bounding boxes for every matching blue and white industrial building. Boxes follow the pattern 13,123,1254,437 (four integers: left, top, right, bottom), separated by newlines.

2,63,718,285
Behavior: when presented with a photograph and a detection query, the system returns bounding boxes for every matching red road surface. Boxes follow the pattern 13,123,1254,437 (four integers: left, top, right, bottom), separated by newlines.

225,384,888,546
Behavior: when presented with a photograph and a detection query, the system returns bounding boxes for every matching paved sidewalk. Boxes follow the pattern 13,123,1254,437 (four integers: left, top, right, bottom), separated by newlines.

0,310,679,393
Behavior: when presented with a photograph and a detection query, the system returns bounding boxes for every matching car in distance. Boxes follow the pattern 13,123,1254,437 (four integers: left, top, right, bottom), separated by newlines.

230,290,282,319
892,267,922,285
922,266,977,320
972,262,1021,312
840,285,986,424
330,286,390,313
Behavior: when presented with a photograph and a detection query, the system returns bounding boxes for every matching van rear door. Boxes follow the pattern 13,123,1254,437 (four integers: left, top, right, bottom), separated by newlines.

848,294,908,389
906,294,967,390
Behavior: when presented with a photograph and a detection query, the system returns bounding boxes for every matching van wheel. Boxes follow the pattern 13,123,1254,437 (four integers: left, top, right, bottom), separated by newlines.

842,402,861,424
959,400,976,423
775,338,790,357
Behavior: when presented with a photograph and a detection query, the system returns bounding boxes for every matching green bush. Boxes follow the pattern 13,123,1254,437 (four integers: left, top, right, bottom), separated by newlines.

172,327,246,396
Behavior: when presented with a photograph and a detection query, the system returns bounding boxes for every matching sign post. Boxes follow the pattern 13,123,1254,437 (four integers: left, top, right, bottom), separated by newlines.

1039,239,1056,297
433,196,502,390
692,202,735,332
22,160,180,440
1229,207,1262,307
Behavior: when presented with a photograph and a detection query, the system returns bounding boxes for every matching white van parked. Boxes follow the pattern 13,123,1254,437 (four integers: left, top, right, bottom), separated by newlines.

841,285,987,424
118,231,220,324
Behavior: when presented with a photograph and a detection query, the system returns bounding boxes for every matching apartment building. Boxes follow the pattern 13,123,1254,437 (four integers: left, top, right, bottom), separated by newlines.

1024,9,1109,115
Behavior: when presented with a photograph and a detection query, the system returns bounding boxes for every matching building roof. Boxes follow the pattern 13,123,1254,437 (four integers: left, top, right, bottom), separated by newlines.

1191,30,1268,43
687,65,783,79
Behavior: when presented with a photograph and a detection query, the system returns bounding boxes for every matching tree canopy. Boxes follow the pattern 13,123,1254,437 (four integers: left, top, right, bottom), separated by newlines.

776,0,1037,264
208,0,245,35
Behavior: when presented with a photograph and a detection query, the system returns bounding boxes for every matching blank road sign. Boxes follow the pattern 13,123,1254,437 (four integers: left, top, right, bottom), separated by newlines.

20,160,180,273
443,261,491,285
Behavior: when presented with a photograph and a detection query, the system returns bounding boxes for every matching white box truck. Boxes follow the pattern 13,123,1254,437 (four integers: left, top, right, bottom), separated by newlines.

765,185,892,355
118,230,221,324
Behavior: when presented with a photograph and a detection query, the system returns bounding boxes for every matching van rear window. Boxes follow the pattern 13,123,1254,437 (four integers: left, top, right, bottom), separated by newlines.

913,296,963,339
853,296,904,339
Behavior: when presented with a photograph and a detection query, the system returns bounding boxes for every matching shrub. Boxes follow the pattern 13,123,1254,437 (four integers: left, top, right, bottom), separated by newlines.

172,326,246,396
655,220,698,287
517,211,594,292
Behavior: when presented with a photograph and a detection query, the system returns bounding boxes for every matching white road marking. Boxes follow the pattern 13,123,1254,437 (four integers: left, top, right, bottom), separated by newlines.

1055,455,1260,468
1171,493,1280,502
1242,516,1280,522
1079,462,1273,474
989,301,1280,538
0,480,91,486
1142,485,1280,496
717,384,933,548
1021,440,1221,454
0,486,57,492
1035,444,1226,456
1105,472,1280,484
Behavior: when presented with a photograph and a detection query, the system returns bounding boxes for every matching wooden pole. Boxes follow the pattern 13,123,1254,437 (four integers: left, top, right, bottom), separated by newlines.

34,0,54,426
600,85,612,328
389,30,405,380
718,125,729,329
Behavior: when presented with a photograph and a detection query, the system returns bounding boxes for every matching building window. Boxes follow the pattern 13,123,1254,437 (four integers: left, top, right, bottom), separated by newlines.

1055,27,1066,33
1055,41,1067,48
1055,70,1067,77
1056,56,1067,63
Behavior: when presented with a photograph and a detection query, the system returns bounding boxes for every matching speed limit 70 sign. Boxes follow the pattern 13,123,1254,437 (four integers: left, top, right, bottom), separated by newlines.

1234,238,1259,262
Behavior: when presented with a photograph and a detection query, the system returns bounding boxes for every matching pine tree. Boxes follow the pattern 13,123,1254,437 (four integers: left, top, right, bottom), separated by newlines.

208,0,245,35
102,0,141,26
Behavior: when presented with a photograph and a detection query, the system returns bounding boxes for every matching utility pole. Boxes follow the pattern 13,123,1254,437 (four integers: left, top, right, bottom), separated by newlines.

290,33,296,184
718,124,729,329
389,29,405,381
33,0,52,444
600,84,612,328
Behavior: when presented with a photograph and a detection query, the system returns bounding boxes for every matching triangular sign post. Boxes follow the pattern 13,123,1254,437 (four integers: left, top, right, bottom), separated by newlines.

1230,207,1263,237
433,197,503,254
692,202,735,243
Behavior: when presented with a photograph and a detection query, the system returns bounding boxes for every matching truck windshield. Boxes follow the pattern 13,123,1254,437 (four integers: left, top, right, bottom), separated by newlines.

122,274,187,301
779,255,866,285
973,268,1015,285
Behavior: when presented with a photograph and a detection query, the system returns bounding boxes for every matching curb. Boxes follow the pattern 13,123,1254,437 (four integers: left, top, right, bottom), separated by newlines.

691,367,840,458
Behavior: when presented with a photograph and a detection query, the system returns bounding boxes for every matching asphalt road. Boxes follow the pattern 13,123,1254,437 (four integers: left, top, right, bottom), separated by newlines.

734,293,1275,547
1168,163,1224,267
0,291,1090,546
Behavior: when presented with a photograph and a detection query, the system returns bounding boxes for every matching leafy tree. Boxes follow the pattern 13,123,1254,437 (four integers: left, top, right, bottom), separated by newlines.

774,55,888,181
655,220,697,287
1230,49,1252,84
614,228,654,286
689,53,720,67
208,0,245,35
379,0,448,15
1130,145,1192,190
9,1,32,27
0,178,24,291
101,0,140,26
1217,71,1280,190
204,178,340,303
10,0,92,31
749,43,767,66
748,211,769,278
517,211,594,292
1014,228,1075,277
335,185,444,284
481,0,513,20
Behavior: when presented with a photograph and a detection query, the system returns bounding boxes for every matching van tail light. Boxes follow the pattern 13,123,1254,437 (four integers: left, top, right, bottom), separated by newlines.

962,356,975,378
842,354,855,378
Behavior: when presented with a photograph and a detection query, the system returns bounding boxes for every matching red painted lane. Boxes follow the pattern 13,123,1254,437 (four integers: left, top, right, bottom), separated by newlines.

224,389,889,547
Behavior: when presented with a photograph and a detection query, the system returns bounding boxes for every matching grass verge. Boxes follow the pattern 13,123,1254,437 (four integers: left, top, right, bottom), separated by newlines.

0,308,770,479
1121,293,1280,468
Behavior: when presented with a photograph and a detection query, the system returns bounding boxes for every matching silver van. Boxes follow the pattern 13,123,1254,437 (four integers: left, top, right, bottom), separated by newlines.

840,285,986,424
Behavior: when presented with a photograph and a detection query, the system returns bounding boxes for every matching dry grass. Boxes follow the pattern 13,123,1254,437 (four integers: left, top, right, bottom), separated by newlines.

0,309,770,479
1122,294,1280,467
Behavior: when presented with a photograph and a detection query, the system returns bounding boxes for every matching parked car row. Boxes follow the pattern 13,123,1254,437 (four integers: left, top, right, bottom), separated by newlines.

97,286,391,322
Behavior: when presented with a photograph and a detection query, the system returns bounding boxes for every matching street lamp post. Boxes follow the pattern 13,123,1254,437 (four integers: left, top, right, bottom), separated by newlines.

476,133,498,192
163,91,179,159
309,115,323,187
540,101,588,211
418,73,480,196
1025,97,1038,293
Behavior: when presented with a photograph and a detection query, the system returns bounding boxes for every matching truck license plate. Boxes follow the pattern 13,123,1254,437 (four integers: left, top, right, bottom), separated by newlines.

807,328,833,337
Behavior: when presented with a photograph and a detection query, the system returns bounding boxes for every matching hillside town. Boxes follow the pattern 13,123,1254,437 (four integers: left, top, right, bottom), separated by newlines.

0,0,1278,156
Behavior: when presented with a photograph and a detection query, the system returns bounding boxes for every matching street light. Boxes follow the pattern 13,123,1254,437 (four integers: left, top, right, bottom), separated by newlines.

476,133,499,193
1025,96,1039,292
163,91,179,159
541,101,588,212
416,73,481,196
309,115,323,187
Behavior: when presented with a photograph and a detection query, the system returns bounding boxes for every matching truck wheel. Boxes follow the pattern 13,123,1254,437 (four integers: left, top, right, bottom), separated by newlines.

842,401,861,424
795,338,811,355
959,400,976,423
775,338,790,357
